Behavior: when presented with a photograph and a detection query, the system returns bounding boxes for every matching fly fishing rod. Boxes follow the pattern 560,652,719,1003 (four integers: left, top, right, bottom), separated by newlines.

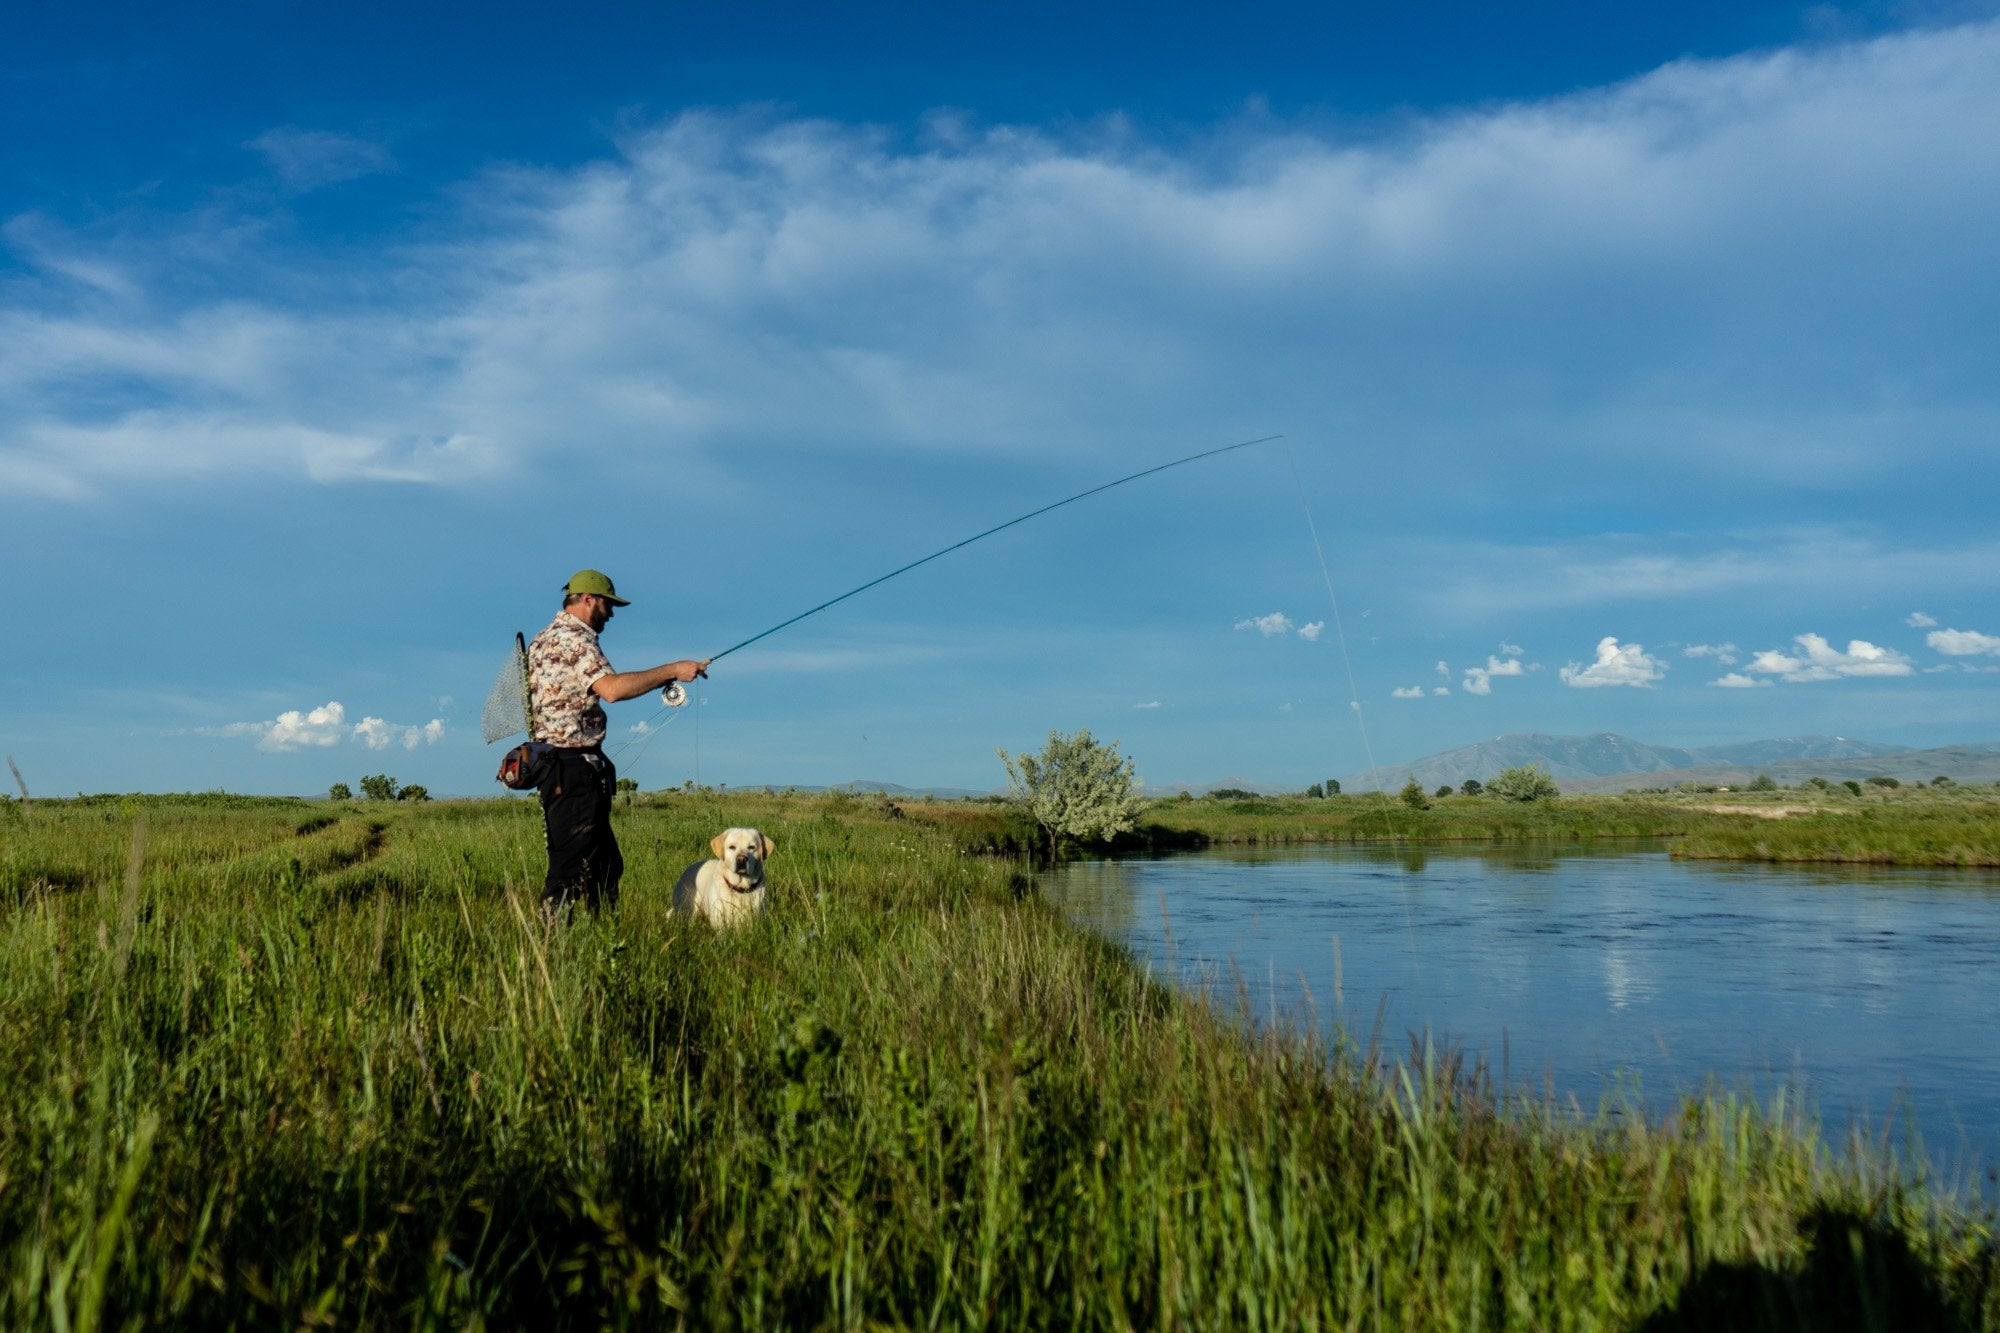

603,433,1282,767
704,433,1283,664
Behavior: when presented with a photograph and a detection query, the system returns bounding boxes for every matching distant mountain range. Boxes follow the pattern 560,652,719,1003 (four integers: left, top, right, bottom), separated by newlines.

826,779,990,799
1339,733,2000,794
741,779,993,799
709,737,2000,801
1556,745,2000,794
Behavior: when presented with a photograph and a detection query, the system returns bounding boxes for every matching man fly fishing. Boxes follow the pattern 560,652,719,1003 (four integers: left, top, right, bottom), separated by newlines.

529,569,709,917
490,438,1282,915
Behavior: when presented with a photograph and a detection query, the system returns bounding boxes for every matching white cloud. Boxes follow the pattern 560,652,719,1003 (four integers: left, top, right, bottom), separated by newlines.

1391,685,1427,699
350,716,395,750
267,702,348,749
1296,621,1324,641
1742,632,1914,682
6,20,1999,508
1907,611,1938,627
353,715,448,751
1683,642,1739,664
1432,686,1450,696
1560,637,1667,688
1710,672,1769,688
207,702,446,752
1928,627,2000,656
1462,654,1528,696
216,701,347,750
1235,612,1294,637
1134,699,1162,709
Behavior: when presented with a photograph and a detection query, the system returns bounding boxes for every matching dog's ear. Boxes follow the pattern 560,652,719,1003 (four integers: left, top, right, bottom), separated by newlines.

710,831,727,859
760,833,776,859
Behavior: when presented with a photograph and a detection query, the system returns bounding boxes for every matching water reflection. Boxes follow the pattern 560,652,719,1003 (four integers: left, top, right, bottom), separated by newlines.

1042,843,2000,1195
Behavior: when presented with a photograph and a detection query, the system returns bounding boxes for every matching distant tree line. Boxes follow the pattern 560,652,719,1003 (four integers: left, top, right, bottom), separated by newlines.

329,776,428,802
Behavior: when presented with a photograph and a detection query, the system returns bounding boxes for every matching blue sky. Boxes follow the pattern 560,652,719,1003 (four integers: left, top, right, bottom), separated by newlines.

5,1,1998,797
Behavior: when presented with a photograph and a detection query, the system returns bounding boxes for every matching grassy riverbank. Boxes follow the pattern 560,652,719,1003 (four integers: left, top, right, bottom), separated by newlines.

1116,786,2000,867
1667,799,2000,868
3,793,1996,1328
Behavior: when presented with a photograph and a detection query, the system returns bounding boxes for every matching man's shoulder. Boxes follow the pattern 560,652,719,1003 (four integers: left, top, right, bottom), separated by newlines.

531,612,591,648
529,611,609,675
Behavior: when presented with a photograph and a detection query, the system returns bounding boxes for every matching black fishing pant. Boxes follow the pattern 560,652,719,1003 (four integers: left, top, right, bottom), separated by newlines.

539,747,622,914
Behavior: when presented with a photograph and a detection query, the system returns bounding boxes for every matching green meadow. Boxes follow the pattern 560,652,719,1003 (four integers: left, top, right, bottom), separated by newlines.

2,790,1996,1329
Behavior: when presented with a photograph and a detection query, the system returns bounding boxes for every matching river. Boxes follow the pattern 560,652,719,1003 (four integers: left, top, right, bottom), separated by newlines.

1041,842,2000,1196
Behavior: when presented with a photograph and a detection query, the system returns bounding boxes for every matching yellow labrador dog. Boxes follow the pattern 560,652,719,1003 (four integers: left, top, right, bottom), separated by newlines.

672,828,775,927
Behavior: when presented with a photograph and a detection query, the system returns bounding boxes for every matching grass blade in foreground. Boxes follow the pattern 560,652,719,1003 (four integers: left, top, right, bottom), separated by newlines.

0,792,1994,1328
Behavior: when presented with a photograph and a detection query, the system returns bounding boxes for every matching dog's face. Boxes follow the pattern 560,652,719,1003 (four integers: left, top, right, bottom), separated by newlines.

710,827,775,889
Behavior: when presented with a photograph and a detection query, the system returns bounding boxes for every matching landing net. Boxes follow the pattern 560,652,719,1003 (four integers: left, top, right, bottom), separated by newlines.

481,631,532,744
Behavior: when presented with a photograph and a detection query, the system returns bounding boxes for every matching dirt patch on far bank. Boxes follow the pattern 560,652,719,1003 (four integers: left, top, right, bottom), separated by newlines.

1686,804,1821,819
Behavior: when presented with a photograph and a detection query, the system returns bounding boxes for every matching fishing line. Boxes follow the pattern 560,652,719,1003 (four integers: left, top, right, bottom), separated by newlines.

607,702,684,769
1282,438,1377,777
606,433,1283,771
1280,440,1417,990
706,433,1284,664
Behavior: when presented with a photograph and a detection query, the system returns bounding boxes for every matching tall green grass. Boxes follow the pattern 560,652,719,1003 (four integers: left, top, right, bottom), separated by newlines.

2,794,1994,1328
1135,792,1704,848
1669,800,2000,867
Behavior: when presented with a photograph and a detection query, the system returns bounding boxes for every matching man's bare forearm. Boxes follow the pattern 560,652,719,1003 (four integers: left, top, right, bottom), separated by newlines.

592,659,711,703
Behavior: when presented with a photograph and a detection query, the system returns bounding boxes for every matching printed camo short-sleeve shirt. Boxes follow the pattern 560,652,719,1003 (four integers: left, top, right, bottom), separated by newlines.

528,611,614,747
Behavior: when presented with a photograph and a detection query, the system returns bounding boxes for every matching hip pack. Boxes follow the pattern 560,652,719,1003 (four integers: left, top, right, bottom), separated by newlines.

496,741,556,790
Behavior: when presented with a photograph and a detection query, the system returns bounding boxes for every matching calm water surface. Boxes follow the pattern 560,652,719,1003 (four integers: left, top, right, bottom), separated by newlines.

1042,843,2000,1194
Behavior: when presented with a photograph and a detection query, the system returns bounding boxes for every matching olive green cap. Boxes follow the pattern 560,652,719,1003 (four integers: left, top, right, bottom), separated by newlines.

563,569,629,605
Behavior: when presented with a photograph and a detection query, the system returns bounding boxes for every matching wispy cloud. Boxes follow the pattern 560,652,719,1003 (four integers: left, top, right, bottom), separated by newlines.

1416,527,2000,621
1560,637,1666,688
1134,699,1162,709
1907,611,1938,627
249,128,394,191
1391,685,1427,699
7,20,1999,508
1683,642,1739,665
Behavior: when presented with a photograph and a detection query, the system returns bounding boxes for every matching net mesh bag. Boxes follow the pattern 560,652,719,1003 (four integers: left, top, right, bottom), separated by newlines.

481,632,532,743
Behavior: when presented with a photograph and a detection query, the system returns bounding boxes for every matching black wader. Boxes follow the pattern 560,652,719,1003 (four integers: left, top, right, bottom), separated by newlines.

539,747,622,914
